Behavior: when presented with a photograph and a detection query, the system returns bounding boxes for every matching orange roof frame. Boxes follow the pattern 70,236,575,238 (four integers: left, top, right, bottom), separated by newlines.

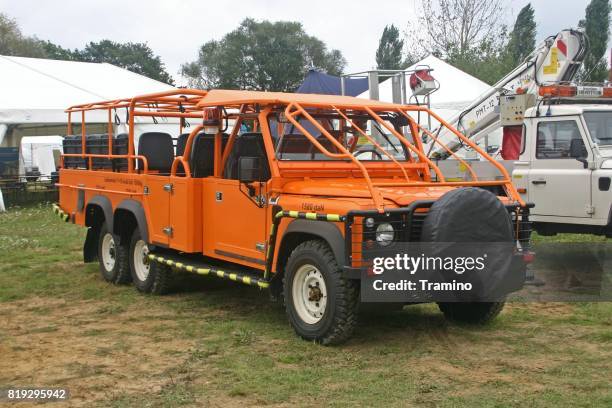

195,89,402,110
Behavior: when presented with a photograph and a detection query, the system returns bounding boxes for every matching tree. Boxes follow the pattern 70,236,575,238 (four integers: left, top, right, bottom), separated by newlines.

579,0,611,82
0,12,174,84
376,25,404,70
506,3,537,66
0,13,46,58
77,40,174,85
413,0,506,58
39,41,78,61
181,18,346,92
404,0,509,84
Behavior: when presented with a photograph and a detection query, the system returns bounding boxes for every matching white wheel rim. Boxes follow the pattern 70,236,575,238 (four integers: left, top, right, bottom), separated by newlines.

101,233,116,271
292,264,327,325
133,239,150,281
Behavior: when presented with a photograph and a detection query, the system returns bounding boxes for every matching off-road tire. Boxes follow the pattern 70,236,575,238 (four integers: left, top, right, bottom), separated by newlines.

97,224,131,284
437,301,505,324
422,187,514,322
283,240,359,345
129,229,171,295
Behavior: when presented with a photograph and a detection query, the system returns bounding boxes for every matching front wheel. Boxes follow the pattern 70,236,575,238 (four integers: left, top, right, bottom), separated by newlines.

129,229,171,295
437,302,505,324
283,240,359,345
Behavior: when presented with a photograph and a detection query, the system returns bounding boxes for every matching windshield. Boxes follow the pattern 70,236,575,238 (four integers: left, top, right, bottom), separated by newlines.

268,112,411,161
584,111,612,146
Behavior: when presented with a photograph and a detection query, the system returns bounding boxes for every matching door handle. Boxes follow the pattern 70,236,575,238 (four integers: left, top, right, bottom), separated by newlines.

531,180,547,185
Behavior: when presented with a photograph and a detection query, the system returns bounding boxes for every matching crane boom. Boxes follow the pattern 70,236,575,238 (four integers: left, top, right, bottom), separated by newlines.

429,29,588,158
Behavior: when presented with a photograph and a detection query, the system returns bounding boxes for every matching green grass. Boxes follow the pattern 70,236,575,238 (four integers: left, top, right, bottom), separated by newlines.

1,204,611,407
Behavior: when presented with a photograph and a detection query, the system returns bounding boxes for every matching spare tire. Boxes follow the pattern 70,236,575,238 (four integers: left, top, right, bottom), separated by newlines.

420,187,519,306
421,187,513,243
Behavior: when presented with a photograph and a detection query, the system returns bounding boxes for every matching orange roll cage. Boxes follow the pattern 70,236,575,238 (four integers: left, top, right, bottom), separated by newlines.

62,89,524,212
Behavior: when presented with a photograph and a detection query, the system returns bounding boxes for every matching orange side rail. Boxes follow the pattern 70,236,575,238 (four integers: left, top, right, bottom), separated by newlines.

61,154,149,174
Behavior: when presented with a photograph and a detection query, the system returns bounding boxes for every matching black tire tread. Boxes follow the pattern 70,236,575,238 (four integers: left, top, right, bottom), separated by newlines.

113,243,132,284
283,240,359,345
129,229,172,295
437,301,505,324
149,261,172,295
98,224,131,284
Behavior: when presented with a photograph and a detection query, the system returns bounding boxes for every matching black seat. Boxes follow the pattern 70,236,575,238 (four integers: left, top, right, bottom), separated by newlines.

278,133,338,160
278,133,310,159
224,132,270,180
113,133,129,171
137,132,173,173
190,133,229,178
176,133,189,157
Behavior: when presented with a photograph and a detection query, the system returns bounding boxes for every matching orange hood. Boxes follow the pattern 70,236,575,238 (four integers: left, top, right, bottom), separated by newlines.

280,179,454,207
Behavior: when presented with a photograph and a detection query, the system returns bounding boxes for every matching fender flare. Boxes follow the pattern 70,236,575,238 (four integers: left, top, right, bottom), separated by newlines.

115,199,149,242
86,195,113,231
281,219,346,267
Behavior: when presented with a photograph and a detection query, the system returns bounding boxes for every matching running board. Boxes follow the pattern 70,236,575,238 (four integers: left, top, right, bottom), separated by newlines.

147,253,270,289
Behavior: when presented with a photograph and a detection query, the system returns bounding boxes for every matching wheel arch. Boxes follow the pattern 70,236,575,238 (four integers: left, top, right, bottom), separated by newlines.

85,195,113,230
83,195,113,263
275,219,345,276
114,199,149,245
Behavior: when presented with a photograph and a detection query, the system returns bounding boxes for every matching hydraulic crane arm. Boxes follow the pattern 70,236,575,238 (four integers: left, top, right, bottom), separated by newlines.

429,28,588,158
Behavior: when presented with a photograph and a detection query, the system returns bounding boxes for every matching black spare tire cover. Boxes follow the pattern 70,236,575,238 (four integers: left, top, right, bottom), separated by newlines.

420,187,519,301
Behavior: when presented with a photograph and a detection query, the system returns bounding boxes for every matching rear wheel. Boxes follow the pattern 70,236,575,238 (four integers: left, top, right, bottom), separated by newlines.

283,240,359,345
129,229,171,295
97,224,130,284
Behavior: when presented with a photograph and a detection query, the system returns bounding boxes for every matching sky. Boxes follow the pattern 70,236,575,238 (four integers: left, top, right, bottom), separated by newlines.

0,0,600,84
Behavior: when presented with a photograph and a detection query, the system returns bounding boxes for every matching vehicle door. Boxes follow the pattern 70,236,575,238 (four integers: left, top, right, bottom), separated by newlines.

528,117,593,219
208,132,271,268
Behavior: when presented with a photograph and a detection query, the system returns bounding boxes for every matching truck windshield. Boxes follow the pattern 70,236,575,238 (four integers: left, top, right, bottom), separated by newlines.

269,113,410,161
584,111,612,146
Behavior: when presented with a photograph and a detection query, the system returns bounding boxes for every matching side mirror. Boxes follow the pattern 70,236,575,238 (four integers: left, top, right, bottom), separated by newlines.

238,156,262,184
569,139,588,168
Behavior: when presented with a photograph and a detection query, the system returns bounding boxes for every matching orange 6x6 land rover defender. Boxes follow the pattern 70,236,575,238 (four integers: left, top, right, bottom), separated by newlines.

54,89,532,344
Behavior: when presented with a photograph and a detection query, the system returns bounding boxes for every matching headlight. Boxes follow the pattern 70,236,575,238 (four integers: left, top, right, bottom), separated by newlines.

375,223,394,246
364,217,375,228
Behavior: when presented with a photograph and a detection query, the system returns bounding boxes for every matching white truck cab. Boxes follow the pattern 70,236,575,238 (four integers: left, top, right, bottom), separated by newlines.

513,105,612,236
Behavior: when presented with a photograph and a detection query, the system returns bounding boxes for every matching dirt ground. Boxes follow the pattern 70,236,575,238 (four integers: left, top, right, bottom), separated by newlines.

2,297,194,406
1,206,611,407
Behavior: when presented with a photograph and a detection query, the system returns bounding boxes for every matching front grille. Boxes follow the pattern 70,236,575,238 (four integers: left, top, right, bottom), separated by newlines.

509,208,532,251
409,213,427,242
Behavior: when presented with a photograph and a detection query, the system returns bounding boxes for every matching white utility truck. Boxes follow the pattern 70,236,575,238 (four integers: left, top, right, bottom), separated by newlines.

422,29,612,237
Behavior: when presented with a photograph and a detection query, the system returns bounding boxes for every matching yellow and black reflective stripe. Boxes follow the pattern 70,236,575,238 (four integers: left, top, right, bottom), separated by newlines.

148,254,270,289
52,203,70,222
275,210,345,223
263,208,346,279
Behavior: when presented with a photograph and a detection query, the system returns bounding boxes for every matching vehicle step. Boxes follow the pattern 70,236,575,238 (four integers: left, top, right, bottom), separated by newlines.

147,253,270,289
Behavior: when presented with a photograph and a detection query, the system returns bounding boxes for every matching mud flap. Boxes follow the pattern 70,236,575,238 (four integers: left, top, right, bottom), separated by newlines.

83,226,99,263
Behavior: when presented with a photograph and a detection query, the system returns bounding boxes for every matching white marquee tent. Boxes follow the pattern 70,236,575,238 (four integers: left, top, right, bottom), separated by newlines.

0,55,176,146
358,55,492,121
